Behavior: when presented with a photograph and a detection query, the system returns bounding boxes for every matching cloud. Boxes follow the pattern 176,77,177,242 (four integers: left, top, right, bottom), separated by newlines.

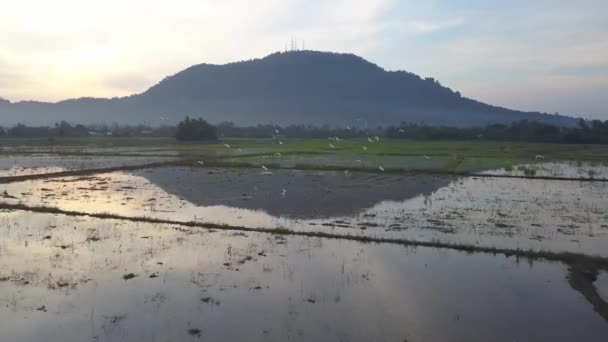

410,18,464,33
0,0,607,118
0,0,393,101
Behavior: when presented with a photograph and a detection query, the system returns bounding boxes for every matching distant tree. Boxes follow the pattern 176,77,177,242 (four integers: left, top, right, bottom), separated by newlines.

175,116,217,141
53,121,89,137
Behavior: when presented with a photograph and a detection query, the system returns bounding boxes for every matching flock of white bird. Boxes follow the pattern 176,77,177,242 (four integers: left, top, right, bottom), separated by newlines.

193,127,549,198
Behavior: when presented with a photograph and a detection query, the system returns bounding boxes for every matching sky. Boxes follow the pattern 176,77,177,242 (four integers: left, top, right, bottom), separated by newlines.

0,0,607,119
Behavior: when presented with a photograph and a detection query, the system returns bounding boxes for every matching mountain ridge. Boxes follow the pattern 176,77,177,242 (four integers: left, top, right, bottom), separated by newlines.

0,50,578,127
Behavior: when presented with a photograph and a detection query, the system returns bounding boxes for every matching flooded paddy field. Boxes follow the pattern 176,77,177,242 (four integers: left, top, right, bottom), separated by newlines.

1,211,607,342
1,140,608,341
1,167,607,256
0,155,178,177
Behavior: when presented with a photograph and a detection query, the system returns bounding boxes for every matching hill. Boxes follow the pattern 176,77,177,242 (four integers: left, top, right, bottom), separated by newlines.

0,51,578,127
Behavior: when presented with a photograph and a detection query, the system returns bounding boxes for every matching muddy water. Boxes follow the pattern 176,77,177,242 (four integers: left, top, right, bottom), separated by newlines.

1,167,607,256
0,210,607,342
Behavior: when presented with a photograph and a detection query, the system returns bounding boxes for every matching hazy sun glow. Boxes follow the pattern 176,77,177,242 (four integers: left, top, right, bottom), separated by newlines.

1,0,607,118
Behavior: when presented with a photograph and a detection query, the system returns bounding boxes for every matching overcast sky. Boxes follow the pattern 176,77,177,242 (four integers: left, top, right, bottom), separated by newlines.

1,0,607,118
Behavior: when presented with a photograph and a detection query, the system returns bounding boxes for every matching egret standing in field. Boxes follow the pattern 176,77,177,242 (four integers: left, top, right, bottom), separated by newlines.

363,146,367,151
224,144,231,149
422,155,431,159
260,165,272,175
281,188,287,197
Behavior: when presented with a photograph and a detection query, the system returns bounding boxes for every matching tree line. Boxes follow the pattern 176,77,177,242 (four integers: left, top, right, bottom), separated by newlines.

1,117,607,144
385,119,608,144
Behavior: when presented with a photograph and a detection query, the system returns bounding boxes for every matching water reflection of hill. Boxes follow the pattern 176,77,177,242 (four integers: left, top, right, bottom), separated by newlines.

137,167,454,219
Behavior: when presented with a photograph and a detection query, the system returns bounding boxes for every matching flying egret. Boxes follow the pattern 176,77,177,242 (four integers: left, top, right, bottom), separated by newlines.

398,128,405,133
275,129,279,134
196,161,204,165
378,166,385,172
363,146,367,151
374,136,380,142
355,160,362,163
329,144,336,149
367,137,373,143
422,155,431,159
237,148,243,153
278,141,284,145
281,189,287,197
344,169,349,175
261,165,268,171
224,144,231,149
535,154,545,159
275,152,282,157
334,137,341,141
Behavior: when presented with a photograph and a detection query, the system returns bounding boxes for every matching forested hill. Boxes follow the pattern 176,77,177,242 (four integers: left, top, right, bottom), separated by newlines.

0,51,578,127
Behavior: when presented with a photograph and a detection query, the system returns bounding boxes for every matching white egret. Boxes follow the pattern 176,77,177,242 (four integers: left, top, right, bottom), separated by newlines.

378,166,385,172
329,144,336,149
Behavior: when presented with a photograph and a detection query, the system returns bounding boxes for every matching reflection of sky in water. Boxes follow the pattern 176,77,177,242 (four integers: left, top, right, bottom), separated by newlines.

0,211,607,342
1,167,607,256
0,154,176,177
